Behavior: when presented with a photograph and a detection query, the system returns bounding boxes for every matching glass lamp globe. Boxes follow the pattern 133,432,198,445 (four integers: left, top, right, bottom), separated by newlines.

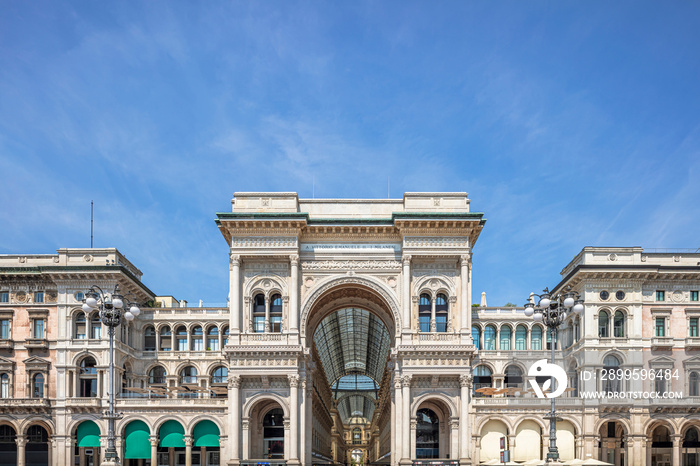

130,305,140,317
539,298,551,309
112,298,124,309
124,311,134,321
86,296,98,308
82,303,93,313
564,297,575,308
524,306,534,317
533,312,543,322
573,302,584,314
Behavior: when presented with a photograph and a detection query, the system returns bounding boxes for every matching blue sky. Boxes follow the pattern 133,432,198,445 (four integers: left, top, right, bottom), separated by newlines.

1,1,699,306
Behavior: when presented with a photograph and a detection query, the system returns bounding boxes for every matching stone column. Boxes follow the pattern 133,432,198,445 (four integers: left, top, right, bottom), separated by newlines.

459,373,472,461
283,420,291,460
646,439,652,466
450,418,459,460
299,377,306,465
241,419,250,460
304,377,313,464
288,374,300,463
230,254,241,333
264,296,271,333
430,297,437,332
393,375,402,463
184,436,193,466
460,254,470,336
401,375,412,461
290,255,299,332
16,435,26,466
673,434,682,466
229,375,241,462
402,255,411,331
410,418,417,459
150,436,158,466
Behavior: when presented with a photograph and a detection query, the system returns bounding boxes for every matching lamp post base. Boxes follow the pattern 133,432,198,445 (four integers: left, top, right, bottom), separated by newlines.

100,460,120,466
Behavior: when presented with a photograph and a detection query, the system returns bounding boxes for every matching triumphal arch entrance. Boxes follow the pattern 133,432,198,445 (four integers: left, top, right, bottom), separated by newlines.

217,192,483,466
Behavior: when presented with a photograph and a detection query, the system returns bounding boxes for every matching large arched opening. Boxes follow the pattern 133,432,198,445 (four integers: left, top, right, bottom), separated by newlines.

303,279,398,465
599,420,628,466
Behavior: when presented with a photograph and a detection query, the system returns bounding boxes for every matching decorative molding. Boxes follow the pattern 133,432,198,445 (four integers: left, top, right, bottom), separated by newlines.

231,237,298,248
229,254,241,268
301,260,401,271
404,237,469,248
460,373,473,388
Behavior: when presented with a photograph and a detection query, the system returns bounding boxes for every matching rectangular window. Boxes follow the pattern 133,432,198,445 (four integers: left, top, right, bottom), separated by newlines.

177,338,187,351
91,323,101,340
691,318,699,338
33,319,45,339
34,292,44,303
0,320,9,339
692,291,699,302
419,316,430,333
160,336,171,351
191,338,203,351
208,338,219,351
254,316,265,333
655,317,666,337
656,290,665,302
0,292,8,303
270,316,282,333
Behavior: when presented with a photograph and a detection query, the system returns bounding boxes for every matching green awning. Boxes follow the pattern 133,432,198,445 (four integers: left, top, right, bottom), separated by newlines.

77,421,101,448
159,420,185,448
193,420,220,448
124,421,150,459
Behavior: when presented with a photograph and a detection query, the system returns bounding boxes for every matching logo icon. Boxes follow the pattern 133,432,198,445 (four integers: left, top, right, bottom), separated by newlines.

528,359,568,399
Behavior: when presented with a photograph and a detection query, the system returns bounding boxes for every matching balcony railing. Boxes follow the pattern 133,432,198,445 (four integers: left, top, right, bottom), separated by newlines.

241,333,290,344
686,337,700,349
0,339,13,350
24,338,49,349
651,337,674,349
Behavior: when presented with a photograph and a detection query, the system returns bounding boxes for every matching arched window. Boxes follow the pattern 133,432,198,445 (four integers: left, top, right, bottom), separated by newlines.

79,357,98,397
149,366,166,385
175,325,187,351
602,355,621,393
144,326,156,351
211,366,227,384
263,408,284,459
531,325,542,350
471,326,481,349
500,326,511,350
515,325,527,350
613,311,625,338
652,425,672,449
32,373,44,398
207,326,219,351
191,326,204,351
504,365,523,396
684,427,700,448
352,427,362,445
0,425,16,463
0,373,9,398
75,312,86,339
484,325,496,350
416,408,439,458
253,294,265,333
180,366,198,384
270,294,283,333
435,294,448,332
159,325,171,351
690,371,699,397
222,326,229,346
599,310,610,338
419,294,431,333
473,365,492,397
90,314,101,339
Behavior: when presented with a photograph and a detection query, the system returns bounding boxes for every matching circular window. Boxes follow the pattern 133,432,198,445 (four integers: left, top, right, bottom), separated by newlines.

600,290,610,301
74,291,85,302
615,291,625,301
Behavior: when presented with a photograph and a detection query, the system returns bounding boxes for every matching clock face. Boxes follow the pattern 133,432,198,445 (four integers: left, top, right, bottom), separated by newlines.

599,290,610,301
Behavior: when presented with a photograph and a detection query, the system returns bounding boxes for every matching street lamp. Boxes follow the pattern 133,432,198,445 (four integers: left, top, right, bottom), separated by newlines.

82,284,141,466
524,286,583,464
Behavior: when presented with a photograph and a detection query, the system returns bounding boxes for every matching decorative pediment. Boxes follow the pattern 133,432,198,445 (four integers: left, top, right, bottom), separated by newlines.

0,356,15,372
23,356,50,371
649,355,675,367
683,356,700,369
27,308,49,318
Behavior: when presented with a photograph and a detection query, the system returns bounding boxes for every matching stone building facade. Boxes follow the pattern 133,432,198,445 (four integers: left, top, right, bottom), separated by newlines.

0,193,698,466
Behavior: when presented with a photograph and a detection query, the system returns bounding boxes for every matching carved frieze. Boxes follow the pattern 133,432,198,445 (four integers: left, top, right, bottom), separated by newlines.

231,237,298,248
403,236,470,248
301,260,401,271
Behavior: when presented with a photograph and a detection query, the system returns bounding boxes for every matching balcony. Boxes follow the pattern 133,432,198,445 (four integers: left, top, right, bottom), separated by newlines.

686,337,700,349
241,333,291,344
24,338,49,350
412,333,460,343
116,397,227,408
651,337,674,350
0,398,51,414
0,339,13,350
65,397,102,412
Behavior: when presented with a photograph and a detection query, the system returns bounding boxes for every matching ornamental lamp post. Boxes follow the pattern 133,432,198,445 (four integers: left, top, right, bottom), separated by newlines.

523,286,583,464
82,284,141,466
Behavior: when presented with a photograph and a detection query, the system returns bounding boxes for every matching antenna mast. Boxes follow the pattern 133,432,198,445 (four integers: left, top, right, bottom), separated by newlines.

91,201,94,248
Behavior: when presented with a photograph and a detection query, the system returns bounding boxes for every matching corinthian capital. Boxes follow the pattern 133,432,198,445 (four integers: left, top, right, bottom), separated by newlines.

460,373,473,388
402,255,412,266
401,375,412,388
290,254,299,266
228,375,241,389
230,253,241,268
460,254,471,267
288,374,300,387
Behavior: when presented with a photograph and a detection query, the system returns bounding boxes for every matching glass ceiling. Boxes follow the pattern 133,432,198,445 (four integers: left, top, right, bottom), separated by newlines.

313,308,391,424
